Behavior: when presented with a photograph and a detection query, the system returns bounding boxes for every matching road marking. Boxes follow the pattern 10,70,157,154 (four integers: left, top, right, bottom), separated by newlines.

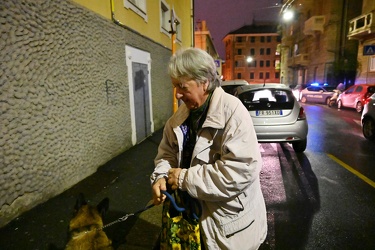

327,154,375,188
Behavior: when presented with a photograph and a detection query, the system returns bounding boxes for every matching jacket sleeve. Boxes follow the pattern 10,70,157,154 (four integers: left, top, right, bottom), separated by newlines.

150,119,180,185
179,101,262,201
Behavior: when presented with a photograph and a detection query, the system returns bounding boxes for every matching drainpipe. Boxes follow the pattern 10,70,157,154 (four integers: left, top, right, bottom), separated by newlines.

110,0,124,26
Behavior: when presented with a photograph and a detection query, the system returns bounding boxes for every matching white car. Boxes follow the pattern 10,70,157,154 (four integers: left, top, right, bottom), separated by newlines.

361,92,375,141
235,84,308,152
300,85,336,104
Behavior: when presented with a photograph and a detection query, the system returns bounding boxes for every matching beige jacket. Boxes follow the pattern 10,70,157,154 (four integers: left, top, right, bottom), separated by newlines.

152,87,267,249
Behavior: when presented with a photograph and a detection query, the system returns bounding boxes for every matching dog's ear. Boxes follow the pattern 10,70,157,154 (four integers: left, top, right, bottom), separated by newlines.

74,193,88,212
97,197,110,218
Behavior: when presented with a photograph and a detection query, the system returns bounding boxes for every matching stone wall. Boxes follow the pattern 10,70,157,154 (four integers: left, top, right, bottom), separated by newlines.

0,0,172,227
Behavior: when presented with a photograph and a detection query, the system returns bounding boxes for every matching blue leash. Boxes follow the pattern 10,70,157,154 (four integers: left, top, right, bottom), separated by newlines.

161,190,202,220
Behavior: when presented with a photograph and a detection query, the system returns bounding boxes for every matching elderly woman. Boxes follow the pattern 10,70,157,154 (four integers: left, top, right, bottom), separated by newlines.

151,48,267,250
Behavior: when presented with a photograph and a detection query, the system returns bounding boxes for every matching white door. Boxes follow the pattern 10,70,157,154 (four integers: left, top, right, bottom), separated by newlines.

125,46,154,145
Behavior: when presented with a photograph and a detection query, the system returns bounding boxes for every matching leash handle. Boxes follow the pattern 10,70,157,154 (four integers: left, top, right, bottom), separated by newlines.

161,190,186,212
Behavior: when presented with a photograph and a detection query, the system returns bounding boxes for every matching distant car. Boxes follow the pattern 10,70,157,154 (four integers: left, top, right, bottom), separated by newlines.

300,85,336,104
361,91,375,141
337,84,375,112
221,79,248,95
235,84,308,152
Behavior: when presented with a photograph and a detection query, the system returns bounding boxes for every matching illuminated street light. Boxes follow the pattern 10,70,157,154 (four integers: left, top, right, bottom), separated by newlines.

282,9,294,21
246,56,253,63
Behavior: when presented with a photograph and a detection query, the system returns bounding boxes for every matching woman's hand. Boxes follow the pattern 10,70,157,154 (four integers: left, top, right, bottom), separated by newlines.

168,168,182,190
152,177,167,205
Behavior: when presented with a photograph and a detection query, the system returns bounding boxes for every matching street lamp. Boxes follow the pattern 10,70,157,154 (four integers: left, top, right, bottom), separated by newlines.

246,56,253,63
282,9,295,22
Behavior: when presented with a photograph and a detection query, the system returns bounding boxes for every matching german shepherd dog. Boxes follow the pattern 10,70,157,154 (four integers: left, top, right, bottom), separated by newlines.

65,193,113,250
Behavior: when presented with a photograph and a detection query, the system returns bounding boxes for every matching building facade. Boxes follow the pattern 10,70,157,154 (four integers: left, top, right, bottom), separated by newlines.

194,20,222,77
347,0,375,84
222,23,281,83
280,0,363,88
0,0,193,227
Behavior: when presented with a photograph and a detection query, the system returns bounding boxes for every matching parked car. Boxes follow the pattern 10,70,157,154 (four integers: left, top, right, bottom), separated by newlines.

337,84,375,112
361,91,375,141
235,84,308,152
221,79,248,95
300,85,336,104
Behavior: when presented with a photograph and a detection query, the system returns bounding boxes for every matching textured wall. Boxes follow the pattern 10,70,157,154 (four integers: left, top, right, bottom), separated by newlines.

0,0,172,227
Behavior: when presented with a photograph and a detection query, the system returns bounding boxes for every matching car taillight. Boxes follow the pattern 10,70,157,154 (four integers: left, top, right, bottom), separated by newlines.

298,107,306,120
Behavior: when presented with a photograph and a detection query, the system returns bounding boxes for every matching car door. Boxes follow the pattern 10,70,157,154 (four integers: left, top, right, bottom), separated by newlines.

348,86,362,107
341,86,355,107
306,87,318,102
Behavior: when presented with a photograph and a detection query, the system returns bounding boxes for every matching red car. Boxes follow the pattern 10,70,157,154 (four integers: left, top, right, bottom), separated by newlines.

337,84,375,112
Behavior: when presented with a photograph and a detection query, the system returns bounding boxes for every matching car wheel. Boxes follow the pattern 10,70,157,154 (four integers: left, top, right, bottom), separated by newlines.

362,117,375,141
337,100,342,109
301,96,307,103
292,139,307,153
355,102,363,113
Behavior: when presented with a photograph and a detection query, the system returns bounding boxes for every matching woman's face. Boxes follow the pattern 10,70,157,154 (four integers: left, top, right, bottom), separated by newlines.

172,78,209,110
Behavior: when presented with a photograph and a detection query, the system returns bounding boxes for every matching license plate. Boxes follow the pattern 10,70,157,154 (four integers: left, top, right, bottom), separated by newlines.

256,110,282,116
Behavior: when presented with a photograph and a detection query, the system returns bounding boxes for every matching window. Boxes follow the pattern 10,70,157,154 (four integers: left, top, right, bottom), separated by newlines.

266,48,271,55
236,37,243,42
259,72,264,79
260,48,264,55
250,72,254,79
260,61,264,67
260,36,265,43
267,36,271,42
160,0,170,36
250,48,255,56
370,56,375,72
250,37,255,43
237,73,242,79
124,0,147,21
237,49,242,55
266,61,270,67
275,72,280,79
265,72,270,79
173,11,182,42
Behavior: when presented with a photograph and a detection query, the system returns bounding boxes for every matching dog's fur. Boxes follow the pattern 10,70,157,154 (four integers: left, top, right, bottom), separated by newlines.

65,193,113,250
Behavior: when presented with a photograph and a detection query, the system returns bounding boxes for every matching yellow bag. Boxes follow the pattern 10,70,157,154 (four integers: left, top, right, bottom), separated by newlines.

160,191,201,250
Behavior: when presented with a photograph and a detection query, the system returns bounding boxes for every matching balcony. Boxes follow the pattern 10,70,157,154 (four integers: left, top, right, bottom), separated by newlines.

303,16,325,36
287,53,309,67
348,11,375,40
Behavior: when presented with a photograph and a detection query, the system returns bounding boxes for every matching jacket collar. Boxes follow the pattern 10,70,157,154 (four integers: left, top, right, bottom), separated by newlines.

170,87,226,129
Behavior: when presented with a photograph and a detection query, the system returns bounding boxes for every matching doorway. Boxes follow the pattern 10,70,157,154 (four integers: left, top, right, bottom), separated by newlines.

125,46,154,145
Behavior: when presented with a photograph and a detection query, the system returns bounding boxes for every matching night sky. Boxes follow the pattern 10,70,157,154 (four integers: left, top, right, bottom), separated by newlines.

194,0,281,58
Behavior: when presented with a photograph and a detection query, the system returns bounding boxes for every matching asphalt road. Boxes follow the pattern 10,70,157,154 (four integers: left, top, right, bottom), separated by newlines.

259,102,375,250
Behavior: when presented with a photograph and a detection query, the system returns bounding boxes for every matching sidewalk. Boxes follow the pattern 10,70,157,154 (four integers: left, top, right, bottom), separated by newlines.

0,129,164,250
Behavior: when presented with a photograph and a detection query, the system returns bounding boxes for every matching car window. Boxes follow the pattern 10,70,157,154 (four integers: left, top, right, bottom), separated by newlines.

355,86,363,93
307,87,319,92
346,87,355,94
324,87,336,92
368,86,375,93
238,89,294,110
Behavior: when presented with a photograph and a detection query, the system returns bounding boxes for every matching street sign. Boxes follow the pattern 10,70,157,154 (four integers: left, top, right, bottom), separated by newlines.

363,45,375,55
215,60,220,68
